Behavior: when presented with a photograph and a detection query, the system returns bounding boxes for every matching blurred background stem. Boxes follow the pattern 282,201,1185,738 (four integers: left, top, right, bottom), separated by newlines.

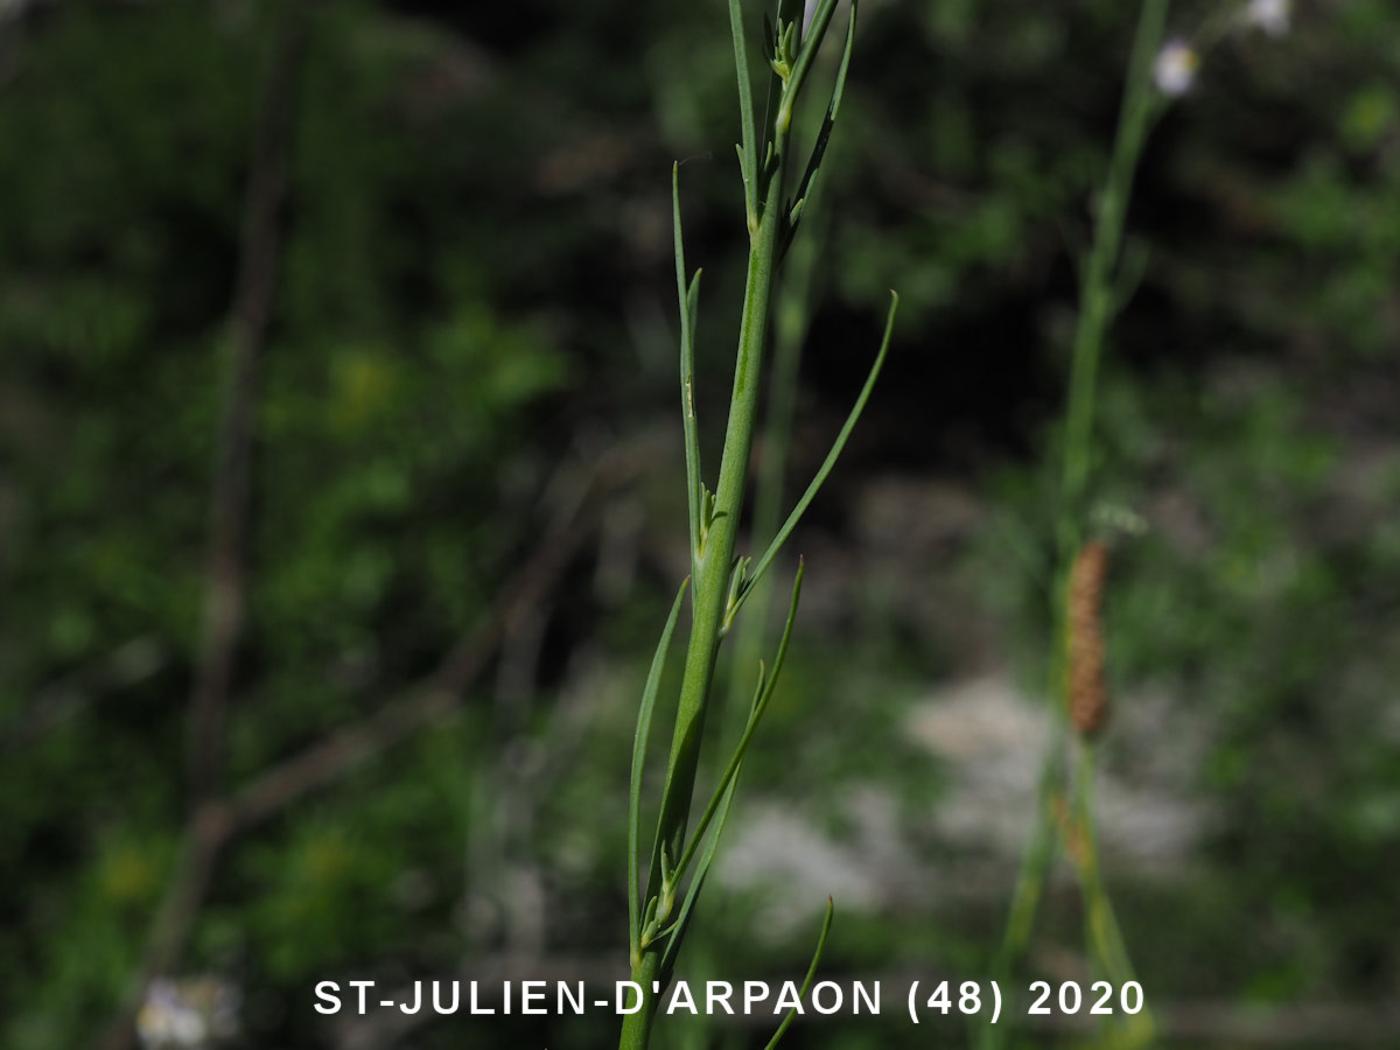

979,2,1168,1047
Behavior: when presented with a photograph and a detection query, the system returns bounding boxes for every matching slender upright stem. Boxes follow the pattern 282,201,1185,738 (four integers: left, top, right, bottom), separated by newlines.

979,4,1167,1048
663,162,824,1050
619,110,794,1050
187,4,308,806
721,218,821,744
653,156,788,873
621,7,871,1046
1059,0,1167,556
95,12,309,1048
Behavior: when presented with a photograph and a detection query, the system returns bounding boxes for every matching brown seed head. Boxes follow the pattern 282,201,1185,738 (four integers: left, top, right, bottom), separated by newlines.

1067,541,1109,737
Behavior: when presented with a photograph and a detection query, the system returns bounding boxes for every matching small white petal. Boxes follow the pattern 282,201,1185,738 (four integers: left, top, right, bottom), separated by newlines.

1246,0,1291,37
1153,40,1200,98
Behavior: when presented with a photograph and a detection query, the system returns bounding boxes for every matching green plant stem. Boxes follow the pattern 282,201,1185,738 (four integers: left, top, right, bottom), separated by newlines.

669,203,821,1050
1071,749,1131,982
622,8,871,1045
1071,744,1156,1047
979,4,1168,1048
619,132,794,1050
721,217,821,744
619,950,665,1050
655,155,789,877
1059,0,1166,551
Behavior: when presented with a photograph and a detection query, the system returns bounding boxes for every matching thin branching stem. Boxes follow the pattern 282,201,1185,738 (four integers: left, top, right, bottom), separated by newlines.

620,3,892,1046
619,163,789,1049
720,210,823,745
979,3,1169,1048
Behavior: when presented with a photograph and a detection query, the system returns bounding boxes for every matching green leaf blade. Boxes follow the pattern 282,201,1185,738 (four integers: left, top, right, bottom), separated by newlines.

728,0,761,231
674,562,804,884
782,0,840,124
658,774,739,978
742,291,898,608
784,0,857,253
762,897,835,1050
628,577,690,966
673,164,704,567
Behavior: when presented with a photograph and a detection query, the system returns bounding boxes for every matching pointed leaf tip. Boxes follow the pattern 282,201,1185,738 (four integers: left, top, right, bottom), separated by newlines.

762,896,836,1049
738,299,895,610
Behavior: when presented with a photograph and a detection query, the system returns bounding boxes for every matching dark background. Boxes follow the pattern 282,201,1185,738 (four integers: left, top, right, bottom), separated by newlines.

2,0,1398,1047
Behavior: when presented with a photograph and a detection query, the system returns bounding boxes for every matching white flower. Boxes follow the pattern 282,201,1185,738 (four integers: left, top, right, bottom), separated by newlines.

1245,0,1291,36
1153,39,1200,98
137,977,241,1048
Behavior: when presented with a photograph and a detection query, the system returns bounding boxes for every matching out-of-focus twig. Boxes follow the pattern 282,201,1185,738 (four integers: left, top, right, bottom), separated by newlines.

222,447,610,833
93,435,647,1050
96,10,310,1048
187,0,307,807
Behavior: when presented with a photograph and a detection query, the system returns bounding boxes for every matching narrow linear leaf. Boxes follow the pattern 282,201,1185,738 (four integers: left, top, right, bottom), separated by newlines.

783,0,857,256
782,0,840,122
653,568,802,975
761,0,806,161
628,577,690,964
659,773,738,978
655,565,800,976
728,0,760,230
754,557,804,713
674,562,804,883
740,291,898,611
687,270,703,326
762,897,835,1050
671,661,766,886
673,164,704,565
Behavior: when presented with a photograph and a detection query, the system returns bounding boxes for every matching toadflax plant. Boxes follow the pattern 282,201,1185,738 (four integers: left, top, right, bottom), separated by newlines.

620,1,896,1047
983,2,1297,1048
980,7,1173,1045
